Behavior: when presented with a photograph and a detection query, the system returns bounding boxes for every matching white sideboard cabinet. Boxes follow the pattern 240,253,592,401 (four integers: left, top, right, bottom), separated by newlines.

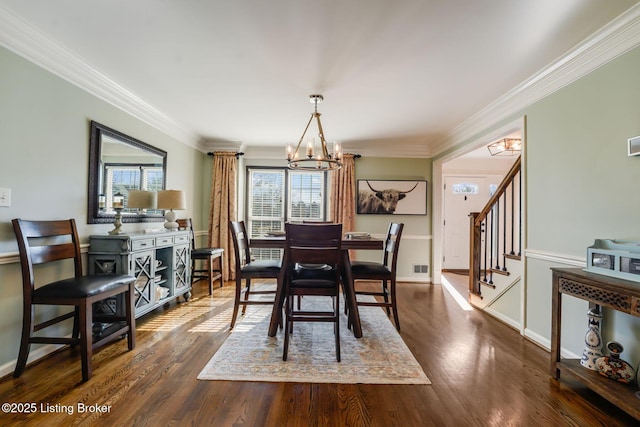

89,231,191,318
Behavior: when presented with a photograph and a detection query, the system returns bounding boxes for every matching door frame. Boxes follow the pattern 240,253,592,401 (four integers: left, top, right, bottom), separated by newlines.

432,117,526,285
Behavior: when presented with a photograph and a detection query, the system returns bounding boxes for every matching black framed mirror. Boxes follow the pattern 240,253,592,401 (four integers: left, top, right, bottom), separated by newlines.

88,121,167,224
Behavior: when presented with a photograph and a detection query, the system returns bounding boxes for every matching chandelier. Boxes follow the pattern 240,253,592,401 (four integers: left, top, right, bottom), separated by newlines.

287,94,342,171
487,138,522,156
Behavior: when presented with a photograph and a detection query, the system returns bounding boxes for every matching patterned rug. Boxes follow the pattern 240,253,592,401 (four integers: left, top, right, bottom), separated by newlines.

197,296,430,384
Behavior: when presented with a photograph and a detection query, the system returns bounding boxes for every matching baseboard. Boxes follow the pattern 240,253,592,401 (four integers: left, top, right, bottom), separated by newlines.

0,343,64,379
484,307,521,331
397,276,431,283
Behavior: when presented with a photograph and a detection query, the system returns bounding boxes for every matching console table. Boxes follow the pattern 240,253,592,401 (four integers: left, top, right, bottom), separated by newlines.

551,267,640,420
89,231,191,318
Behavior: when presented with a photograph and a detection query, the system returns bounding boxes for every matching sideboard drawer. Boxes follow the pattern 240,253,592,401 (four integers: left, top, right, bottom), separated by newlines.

132,238,155,251
174,235,190,245
155,236,175,247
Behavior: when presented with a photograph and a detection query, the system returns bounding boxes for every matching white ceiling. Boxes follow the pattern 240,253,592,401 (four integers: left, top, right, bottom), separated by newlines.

0,0,638,157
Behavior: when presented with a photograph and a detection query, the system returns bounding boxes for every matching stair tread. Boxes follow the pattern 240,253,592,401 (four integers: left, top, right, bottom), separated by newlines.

490,268,510,276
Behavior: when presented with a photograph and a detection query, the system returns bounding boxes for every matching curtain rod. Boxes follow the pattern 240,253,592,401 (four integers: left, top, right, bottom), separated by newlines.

207,152,244,158
206,152,359,159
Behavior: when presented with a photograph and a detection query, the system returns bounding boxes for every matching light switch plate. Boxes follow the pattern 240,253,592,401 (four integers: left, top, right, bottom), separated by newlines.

0,188,11,207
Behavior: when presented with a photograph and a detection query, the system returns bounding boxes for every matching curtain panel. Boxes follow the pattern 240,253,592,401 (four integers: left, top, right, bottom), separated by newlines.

330,153,356,233
208,151,237,281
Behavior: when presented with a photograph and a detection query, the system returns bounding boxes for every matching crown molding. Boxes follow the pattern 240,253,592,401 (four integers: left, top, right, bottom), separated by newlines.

432,3,640,157
0,6,201,150
2,4,639,158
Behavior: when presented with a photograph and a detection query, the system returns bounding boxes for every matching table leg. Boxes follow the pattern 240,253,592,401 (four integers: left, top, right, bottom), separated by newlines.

341,250,363,338
268,257,287,337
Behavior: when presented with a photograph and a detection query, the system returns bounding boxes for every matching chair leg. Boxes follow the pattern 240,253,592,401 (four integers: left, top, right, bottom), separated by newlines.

72,306,81,346
218,255,225,288
230,277,242,329
241,279,251,315
124,286,136,350
335,302,341,362
207,256,214,295
13,305,34,378
79,302,93,382
390,279,400,331
283,296,291,361
382,280,391,315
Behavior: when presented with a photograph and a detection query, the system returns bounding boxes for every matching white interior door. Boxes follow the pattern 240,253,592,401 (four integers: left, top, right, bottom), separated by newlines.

443,176,494,270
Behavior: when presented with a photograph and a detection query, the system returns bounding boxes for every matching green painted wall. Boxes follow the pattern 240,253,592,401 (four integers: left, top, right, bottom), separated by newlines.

437,45,640,366
524,44,640,364
0,46,206,371
354,157,432,281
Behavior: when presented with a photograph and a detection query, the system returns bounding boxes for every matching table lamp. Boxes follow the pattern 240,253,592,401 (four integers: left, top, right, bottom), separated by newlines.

157,190,186,230
127,190,157,213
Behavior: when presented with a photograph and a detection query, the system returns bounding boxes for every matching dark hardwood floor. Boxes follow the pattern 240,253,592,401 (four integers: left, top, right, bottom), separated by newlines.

0,275,637,426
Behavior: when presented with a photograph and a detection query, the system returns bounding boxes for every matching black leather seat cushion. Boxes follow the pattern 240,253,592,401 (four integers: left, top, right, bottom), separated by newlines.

192,248,224,257
241,259,282,274
351,261,391,277
33,275,135,299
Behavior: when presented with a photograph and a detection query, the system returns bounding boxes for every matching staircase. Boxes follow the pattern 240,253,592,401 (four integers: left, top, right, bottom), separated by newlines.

468,157,522,312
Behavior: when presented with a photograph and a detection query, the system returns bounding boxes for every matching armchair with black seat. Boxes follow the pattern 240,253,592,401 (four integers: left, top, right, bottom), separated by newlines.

283,222,343,362
177,218,224,295
12,218,136,382
229,221,280,329
350,222,404,331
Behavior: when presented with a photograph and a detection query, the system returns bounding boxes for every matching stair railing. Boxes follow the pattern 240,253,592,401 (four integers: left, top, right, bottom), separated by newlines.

469,156,522,297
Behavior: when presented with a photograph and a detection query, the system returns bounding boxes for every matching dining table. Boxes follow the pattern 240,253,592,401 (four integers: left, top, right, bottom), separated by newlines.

250,235,383,339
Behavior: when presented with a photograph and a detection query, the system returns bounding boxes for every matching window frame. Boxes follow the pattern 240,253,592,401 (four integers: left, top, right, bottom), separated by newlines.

245,166,329,259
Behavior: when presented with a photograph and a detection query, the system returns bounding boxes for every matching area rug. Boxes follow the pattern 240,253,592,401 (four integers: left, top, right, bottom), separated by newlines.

197,296,430,384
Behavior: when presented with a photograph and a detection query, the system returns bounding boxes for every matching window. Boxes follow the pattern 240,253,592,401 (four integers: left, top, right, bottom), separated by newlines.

451,182,479,195
104,164,163,212
247,167,327,260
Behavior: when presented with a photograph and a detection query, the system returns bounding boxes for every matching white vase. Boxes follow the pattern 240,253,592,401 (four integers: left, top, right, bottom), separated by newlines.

580,307,603,370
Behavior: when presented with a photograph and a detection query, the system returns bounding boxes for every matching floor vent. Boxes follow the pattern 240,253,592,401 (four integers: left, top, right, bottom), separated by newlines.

413,264,429,274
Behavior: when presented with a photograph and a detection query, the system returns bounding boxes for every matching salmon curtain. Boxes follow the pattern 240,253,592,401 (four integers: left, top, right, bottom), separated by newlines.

208,151,237,281
330,153,357,233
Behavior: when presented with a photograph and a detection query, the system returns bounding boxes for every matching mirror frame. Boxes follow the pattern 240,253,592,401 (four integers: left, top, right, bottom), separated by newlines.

88,120,167,224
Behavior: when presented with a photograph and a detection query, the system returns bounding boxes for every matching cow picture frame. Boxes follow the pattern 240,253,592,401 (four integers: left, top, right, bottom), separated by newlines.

357,179,427,215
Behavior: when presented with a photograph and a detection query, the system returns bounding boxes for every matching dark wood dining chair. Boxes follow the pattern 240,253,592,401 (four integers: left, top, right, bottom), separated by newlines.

177,218,224,295
12,218,136,382
229,221,280,329
283,222,343,362
351,222,404,331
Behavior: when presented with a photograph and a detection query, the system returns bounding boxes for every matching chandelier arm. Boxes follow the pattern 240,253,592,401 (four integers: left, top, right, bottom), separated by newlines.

314,113,330,158
292,112,316,157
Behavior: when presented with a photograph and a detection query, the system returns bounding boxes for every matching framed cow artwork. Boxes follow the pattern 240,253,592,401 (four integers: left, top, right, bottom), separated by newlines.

356,179,427,215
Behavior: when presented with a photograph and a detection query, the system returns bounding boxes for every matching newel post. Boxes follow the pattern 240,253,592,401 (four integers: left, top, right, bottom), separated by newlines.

469,212,481,296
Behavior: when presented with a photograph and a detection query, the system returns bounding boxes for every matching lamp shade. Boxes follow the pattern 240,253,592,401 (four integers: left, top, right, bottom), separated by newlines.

157,190,186,210
127,190,157,209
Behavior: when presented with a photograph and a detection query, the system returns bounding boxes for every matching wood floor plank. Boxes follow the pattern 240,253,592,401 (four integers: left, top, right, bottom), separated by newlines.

0,276,637,426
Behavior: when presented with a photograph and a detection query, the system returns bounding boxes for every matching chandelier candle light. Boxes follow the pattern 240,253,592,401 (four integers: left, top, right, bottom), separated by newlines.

287,94,342,171
157,190,186,230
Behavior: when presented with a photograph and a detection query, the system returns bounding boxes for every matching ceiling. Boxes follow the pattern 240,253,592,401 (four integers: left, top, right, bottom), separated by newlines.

1,0,638,157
